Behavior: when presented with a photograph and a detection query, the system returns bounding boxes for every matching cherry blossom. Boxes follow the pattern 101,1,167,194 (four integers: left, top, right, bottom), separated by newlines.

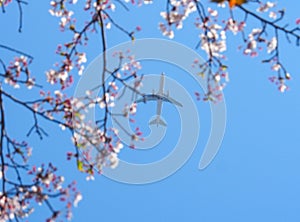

267,37,277,54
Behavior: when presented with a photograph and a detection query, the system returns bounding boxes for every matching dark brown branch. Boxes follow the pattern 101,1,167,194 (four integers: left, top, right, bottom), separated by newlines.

0,44,33,60
0,87,6,193
238,5,300,45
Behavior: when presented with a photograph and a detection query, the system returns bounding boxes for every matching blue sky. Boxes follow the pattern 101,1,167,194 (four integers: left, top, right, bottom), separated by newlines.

2,1,300,221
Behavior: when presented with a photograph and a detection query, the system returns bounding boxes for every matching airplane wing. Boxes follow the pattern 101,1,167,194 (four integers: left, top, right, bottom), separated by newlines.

163,94,183,107
135,94,183,107
135,94,158,103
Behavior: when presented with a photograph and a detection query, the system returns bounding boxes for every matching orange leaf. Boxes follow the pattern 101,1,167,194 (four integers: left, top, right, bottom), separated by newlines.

229,0,247,8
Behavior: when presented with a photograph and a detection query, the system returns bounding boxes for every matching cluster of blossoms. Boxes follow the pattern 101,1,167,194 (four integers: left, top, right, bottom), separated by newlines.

45,0,148,183
193,58,229,102
267,59,291,93
29,164,82,221
49,1,76,18
0,192,34,221
160,0,298,96
3,138,32,164
47,0,144,91
197,16,226,58
256,1,276,16
0,49,84,221
159,3,230,100
0,164,82,222
201,2,290,96
46,47,87,89
67,52,143,177
64,100,139,179
34,34,143,180
223,18,246,35
227,1,293,92
3,56,35,89
48,0,91,89
159,0,196,38
195,7,230,101
205,66,229,102
114,50,142,76
0,144,82,222
0,2,91,215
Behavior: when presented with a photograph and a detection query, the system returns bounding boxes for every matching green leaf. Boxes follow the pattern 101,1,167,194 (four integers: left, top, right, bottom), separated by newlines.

77,160,84,172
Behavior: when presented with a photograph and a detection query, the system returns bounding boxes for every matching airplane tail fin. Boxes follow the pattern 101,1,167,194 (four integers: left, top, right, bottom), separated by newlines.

149,117,167,127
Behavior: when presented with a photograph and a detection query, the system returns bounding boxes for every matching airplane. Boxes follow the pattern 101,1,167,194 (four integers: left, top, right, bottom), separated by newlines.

135,73,183,127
